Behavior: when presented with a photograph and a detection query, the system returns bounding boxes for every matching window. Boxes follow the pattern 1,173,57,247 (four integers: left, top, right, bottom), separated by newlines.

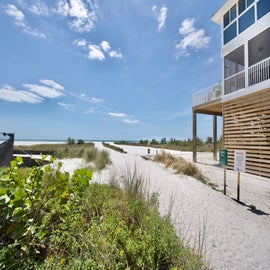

239,0,246,14
239,7,255,33
224,12,230,28
247,0,254,7
224,46,244,78
231,5,237,21
239,0,255,15
257,0,270,19
224,22,237,44
223,4,237,28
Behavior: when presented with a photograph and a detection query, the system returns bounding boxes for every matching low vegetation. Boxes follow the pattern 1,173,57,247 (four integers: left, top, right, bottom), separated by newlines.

102,142,127,153
116,136,222,152
153,151,217,189
14,142,110,171
0,156,208,269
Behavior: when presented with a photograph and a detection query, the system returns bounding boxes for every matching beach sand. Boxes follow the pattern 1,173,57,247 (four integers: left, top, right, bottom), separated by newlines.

90,142,270,270
17,141,270,269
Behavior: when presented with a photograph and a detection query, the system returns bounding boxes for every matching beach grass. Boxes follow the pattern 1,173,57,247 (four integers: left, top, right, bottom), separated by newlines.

153,151,218,189
14,142,110,171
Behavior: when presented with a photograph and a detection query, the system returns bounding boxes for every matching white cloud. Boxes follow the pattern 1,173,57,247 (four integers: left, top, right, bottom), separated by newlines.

74,38,87,47
23,80,64,98
56,0,70,16
207,57,214,64
29,1,49,16
90,97,103,103
75,40,123,61
109,50,123,59
158,7,168,31
122,118,140,124
40,79,64,90
4,4,46,38
100,41,111,52
108,112,128,118
176,18,210,57
86,107,95,113
0,85,43,104
58,102,75,111
88,44,105,61
5,4,25,26
179,18,195,35
107,112,140,124
56,0,98,33
152,5,168,31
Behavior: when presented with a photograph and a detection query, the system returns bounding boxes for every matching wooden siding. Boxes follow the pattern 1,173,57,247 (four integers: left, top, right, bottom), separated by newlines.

223,89,270,177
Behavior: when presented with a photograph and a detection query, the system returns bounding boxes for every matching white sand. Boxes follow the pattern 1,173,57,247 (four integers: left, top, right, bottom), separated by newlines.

91,142,270,270
17,141,270,269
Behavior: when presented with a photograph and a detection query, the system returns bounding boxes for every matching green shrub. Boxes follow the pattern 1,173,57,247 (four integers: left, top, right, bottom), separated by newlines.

102,142,127,153
66,137,75,145
77,139,85,145
95,150,110,170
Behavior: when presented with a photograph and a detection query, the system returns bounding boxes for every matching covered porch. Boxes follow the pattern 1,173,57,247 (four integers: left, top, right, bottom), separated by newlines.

192,83,222,162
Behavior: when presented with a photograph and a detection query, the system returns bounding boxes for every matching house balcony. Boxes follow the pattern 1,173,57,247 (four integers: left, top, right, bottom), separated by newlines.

193,55,270,113
224,56,270,94
192,82,222,115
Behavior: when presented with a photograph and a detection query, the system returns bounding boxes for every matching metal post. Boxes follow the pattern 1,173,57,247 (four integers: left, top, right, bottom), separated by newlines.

213,115,217,161
224,166,227,195
193,111,197,162
237,172,240,202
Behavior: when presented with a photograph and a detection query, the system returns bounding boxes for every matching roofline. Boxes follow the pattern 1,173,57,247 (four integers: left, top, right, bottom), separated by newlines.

211,0,238,25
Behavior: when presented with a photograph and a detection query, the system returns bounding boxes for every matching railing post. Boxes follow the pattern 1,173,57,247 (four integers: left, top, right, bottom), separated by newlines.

244,41,249,88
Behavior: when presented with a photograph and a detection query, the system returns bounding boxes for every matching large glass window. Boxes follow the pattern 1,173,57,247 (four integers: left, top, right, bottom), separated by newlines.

224,12,230,28
231,5,237,21
224,22,237,44
247,0,254,7
239,7,255,33
223,5,237,28
257,0,270,19
238,0,246,14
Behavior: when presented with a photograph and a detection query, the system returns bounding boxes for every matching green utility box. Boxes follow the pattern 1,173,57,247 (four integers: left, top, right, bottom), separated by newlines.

219,149,228,166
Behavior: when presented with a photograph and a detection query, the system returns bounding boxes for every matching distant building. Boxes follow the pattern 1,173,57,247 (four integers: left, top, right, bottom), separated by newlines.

192,0,270,177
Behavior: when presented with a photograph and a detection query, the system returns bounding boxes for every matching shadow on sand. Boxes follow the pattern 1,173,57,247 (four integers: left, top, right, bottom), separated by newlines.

232,199,269,216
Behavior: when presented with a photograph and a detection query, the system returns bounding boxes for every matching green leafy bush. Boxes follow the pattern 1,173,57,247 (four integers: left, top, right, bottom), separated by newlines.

0,157,91,269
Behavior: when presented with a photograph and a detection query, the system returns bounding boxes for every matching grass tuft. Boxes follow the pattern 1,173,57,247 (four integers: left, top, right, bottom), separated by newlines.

154,151,217,189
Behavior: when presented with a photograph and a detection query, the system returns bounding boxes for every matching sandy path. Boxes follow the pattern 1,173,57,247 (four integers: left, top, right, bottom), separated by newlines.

91,142,270,270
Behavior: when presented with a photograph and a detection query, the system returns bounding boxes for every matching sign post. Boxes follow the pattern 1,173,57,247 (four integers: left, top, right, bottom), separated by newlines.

219,149,228,195
234,150,246,202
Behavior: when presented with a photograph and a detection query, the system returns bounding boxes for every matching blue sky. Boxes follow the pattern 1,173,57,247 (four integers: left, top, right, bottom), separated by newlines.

0,0,224,141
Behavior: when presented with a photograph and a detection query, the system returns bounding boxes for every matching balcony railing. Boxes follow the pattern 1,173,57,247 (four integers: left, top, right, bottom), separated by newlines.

249,56,270,86
192,83,221,107
193,57,270,107
224,70,245,94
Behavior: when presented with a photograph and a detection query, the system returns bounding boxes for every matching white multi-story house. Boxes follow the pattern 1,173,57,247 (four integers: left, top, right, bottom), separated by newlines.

192,0,270,177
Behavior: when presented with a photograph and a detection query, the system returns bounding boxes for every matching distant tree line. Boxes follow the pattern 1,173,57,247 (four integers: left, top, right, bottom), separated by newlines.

138,137,219,146
67,137,85,145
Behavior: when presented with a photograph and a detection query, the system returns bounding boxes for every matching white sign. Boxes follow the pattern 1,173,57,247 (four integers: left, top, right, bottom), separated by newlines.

234,150,246,172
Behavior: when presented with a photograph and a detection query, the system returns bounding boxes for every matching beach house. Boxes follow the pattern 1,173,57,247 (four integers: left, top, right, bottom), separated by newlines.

192,0,270,177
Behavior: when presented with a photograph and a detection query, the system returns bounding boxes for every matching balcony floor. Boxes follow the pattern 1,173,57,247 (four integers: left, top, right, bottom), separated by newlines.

192,98,222,116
